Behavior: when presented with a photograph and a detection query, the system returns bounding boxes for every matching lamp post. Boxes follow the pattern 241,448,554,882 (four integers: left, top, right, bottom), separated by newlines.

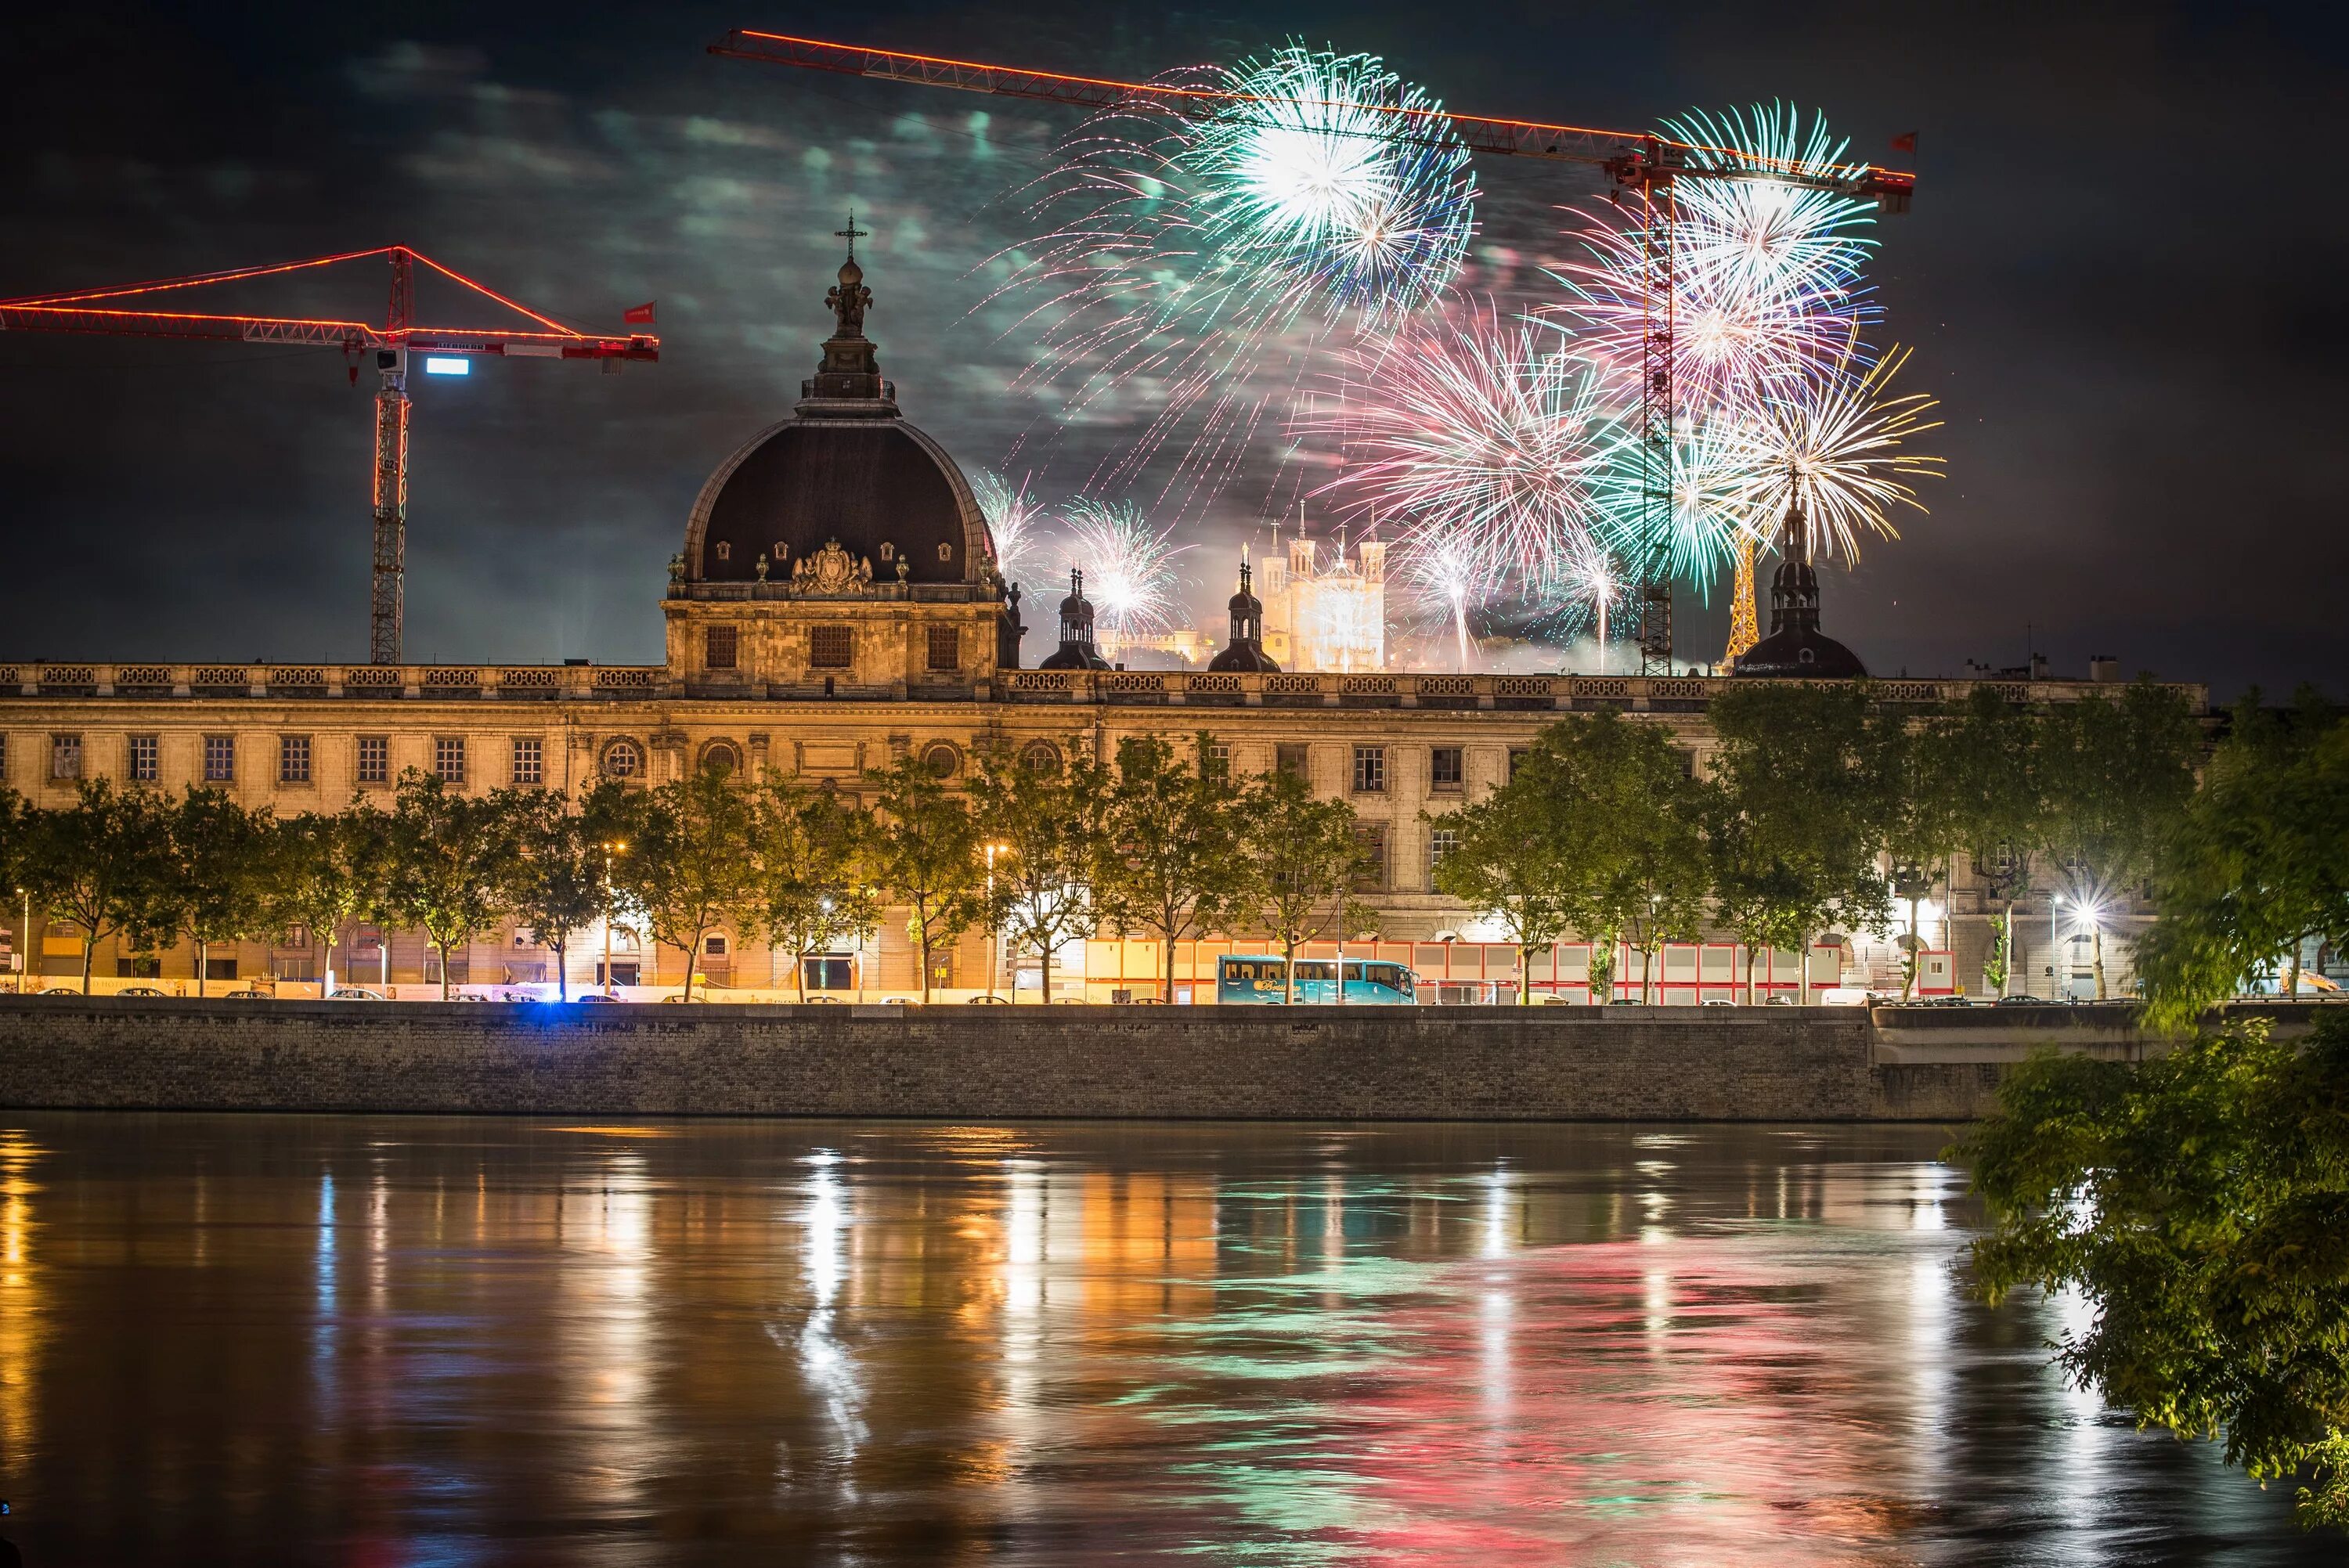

600,838,627,997
983,842,1009,1000
2049,895,2063,1002
13,886,26,996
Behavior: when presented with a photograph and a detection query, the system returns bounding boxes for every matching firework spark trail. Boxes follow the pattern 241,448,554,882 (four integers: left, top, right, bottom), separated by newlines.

969,468,1050,588
989,45,1475,521
1060,496,1193,637
1720,346,1943,562
1310,301,1622,625
1590,414,1762,599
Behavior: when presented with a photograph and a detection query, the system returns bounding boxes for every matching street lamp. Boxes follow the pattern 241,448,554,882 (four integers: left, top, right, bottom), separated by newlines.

983,842,1011,1000
2049,894,2065,1002
600,839,628,997
13,886,26,996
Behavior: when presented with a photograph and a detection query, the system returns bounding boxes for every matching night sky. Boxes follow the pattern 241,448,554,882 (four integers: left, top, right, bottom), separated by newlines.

2,2,2341,698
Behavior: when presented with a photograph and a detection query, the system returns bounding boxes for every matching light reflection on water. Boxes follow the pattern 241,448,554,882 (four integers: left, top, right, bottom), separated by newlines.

0,1114,2330,1566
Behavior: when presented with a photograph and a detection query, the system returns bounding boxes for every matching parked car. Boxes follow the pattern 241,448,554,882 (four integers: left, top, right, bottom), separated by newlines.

118,986,168,997
328,988,387,1001
576,993,620,1004
965,995,1011,1004
220,989,271,1000
1763,996,1795,1007
1701,999,1736,1008
1993,995,2048,1007
39,988,81,997
803,995,841,1004
879,997,914,1005
658,994,698,1004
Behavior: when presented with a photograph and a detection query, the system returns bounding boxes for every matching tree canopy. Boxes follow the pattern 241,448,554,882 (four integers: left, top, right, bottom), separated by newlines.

1963,1013,2349,1529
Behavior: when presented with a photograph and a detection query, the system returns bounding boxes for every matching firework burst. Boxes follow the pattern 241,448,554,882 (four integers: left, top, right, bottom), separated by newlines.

1591,414,1760,597
969,468,1049,587
1312,302,1622,623
1720,347,1943,561
993,45,1474,516
1061,496,1192,636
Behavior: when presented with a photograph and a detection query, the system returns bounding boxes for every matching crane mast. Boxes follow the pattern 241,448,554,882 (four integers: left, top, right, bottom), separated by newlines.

710,30,1914,672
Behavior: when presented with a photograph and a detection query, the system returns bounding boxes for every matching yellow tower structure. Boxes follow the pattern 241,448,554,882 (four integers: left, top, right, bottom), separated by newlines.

1722,539,1760,666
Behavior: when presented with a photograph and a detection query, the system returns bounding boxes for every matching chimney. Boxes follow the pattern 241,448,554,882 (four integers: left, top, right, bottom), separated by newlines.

2088,655,2120,683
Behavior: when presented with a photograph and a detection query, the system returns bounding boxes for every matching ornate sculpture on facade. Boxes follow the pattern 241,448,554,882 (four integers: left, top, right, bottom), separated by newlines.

790,538,875,597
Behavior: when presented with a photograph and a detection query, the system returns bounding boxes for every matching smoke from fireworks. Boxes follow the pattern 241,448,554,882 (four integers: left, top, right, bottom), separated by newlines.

969,468,1048,588
994,45,1474,517
1311,303,1621,629
1062,496,1193,636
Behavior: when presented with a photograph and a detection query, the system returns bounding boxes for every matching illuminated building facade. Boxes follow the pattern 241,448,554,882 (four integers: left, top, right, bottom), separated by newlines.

0,253,2206,1002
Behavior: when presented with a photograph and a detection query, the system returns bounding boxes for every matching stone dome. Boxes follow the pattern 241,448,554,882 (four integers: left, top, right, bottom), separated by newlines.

678,247,994,589
1732,498,1867,679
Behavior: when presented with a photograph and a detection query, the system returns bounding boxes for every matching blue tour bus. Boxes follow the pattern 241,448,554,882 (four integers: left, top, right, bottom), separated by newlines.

1217,955,1418,1004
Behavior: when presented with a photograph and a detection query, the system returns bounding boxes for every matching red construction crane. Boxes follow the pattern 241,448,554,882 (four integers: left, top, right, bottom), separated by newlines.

709,30,1915,672
0,245,660,664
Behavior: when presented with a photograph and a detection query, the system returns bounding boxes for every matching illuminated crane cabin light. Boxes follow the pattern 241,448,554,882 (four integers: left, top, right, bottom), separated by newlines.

422,356,471,377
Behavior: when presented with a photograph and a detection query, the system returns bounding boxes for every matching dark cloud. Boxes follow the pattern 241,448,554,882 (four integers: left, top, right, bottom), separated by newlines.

1,0,2341,696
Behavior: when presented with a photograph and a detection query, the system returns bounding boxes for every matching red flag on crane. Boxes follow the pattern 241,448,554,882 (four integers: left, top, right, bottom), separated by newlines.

624,301,657,325
1890,131,1918,153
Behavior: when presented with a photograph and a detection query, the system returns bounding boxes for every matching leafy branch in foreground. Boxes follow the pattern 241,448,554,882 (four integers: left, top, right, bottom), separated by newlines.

1960,1014,2349,1529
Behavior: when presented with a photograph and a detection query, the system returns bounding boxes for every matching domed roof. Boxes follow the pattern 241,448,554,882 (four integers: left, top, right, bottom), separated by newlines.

1733,499,1867,679
679,243,995,589
685,418,989,586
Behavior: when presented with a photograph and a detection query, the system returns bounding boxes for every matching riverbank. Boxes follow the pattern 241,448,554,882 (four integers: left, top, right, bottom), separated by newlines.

0,997,2326,1121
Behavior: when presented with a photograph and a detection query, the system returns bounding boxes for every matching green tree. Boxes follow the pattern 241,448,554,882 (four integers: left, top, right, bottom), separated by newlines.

379,770,520,1000
2135,693,2349,1026
1939,687,2046,997
0,787,25,989
20,779,177,993
756,777,879,1000
1096,734,1252,1003
619,765,762,1003
1239,768,1374,1004
967,743,1111,1004
1527,711,1712,1004
1705,683,1893,1004
1961,1014,2349,1530
163,787,272,997
2035,678,2203,998
1428,767,1574,1007
261,803,388,997
496,784,633,1003
1875,705,1969,1000
864,752,986,1003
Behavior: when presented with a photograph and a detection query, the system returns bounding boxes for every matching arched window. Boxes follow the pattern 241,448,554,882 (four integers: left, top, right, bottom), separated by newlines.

922,741,960,780
698,740,742,778
1020,740,1061,775
714,541,732,563
602,738,644,780
936,541,953,563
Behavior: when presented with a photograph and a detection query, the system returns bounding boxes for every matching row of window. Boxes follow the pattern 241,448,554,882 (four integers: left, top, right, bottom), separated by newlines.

704,624,962,674
20,733,549,788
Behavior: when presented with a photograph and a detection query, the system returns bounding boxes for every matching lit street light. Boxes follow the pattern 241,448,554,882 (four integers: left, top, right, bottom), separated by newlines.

600,839,628,997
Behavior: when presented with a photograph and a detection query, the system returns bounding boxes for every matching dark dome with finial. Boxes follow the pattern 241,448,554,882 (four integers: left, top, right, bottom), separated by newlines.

1733,496,1867,679
1039,568,1110,671
1209,554,1279,672
680,223,996,591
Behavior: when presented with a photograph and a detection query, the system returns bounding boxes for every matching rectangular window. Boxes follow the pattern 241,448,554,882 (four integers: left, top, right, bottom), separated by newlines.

1430,746,1463,791
810,625,853,670
1276,743,1311,780
278,734,312,784
1210,742,1232,768
1508,748,1529,780
356,735,390,784
1352,824,1388,892
128,734,159,783
1351,745,1387,794
705,623,738,671
1674,747,1697,780
202,734,234,783
511,737,544,786
51,734,82,780
926,624,959,672
434,736,466,784
0,732,8,780
1428,827,1460,875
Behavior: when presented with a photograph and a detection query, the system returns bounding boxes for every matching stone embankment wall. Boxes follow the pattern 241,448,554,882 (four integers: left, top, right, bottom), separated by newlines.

0,999,2323,1123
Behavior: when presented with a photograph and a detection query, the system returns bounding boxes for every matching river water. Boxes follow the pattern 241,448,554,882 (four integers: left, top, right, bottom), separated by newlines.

0,1114,2329,1566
